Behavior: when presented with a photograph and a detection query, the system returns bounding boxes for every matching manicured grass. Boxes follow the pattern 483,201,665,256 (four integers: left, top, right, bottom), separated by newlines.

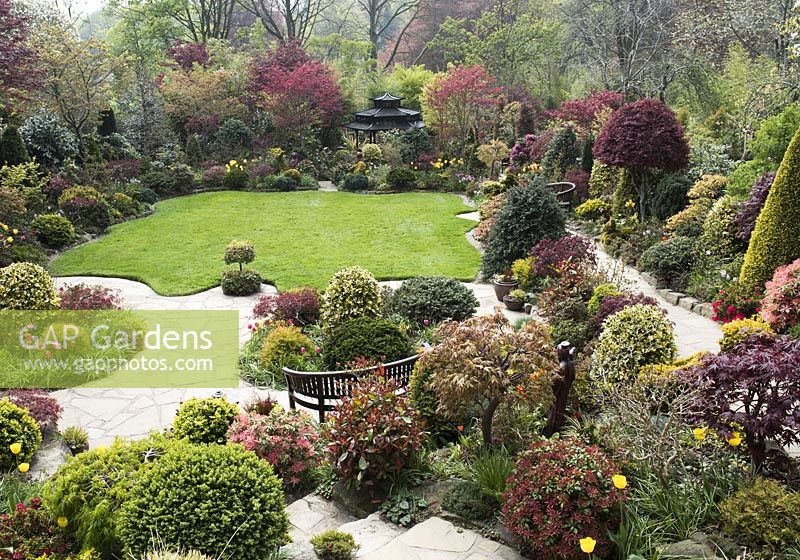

51,191,481,295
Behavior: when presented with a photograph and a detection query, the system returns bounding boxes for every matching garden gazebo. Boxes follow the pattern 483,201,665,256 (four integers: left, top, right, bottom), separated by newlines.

344,93,424,149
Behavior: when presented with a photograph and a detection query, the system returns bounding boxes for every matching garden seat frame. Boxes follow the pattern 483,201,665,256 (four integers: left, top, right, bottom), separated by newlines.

282,354,420,422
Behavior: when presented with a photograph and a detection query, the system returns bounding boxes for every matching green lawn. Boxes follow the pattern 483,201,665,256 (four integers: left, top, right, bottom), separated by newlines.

50,191,481,295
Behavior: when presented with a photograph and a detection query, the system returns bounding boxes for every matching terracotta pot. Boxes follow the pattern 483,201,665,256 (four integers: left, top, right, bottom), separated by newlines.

493,279,518,301
503,296,525,312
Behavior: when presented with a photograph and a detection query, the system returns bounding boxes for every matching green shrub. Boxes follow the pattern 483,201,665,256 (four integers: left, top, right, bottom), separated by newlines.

0,262,60,310
665,200,713,238
541,127,578,180
0,242,48,268
0,125,29,166
320,266,381,330
110,192,141,218
442,480,498,521
128,186,157,205
323,316,413,369
386,167,417,191
591,304,676,384
60,196,113,233
740,126,800,289
118,442,289,560
687,174,727,200
385,276,478,326
720,478,800,551
172,397,238,444
548,317,593,352
574,198,611,221
310,529,360,560
408,362,457,440
0,398,41,470
482,177,566,277
274,175,298,192
259,325,314,371
361,143,382,163
480,180,506,197
727,159,773,199
220,269,262,296
639,236,697,289
511,257,534,291
751,104,800,167
649,172,692,221
58,185,104,207
699,195,746,263
0,187,26,226
341,173,369,191
31,213,74,248
587,283,620,316
588,161,621,198
44,434,178,556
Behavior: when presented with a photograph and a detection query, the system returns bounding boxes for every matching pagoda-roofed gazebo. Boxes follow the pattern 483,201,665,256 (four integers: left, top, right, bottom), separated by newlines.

344,93,424,149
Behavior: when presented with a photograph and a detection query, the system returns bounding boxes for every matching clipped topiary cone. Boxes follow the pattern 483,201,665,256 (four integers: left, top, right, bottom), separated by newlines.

740,126,800,289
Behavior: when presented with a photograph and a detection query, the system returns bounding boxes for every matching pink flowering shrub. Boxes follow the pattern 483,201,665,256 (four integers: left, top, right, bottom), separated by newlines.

59,283,123,310
761,258,800,332
227,407,322,487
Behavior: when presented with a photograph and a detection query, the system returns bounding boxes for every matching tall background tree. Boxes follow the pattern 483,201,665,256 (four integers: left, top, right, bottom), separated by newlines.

34,24,127,157
593,98,690,220
0,0,41,112
237,0,331,45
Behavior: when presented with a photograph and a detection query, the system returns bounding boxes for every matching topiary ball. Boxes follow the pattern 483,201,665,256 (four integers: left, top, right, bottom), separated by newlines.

118,442,289,560
320,266,381,330
0,262,60,310
591,304,676,384
172,397,238,444
386,276,478,327
31,213,75,248
220,269,262,296
323,316,413,369
638,236,697,290
0,398,42,470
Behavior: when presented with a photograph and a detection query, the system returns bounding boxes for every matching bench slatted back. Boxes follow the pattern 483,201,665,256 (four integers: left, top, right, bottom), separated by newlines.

282,354,420,422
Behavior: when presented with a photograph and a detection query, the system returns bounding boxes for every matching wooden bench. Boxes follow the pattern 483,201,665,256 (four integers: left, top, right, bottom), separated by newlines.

282,354,420,422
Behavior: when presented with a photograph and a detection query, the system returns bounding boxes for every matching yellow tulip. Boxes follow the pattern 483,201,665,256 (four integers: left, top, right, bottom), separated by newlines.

18,462,30,473
612,474,628,489
728,432,742,447
693,427,707,441
9,442,21,455
579,536,597,554
57,516,69,528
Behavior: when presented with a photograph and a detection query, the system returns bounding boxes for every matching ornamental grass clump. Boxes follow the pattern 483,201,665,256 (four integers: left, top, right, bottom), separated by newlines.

227,408,322,488
591,304,676,384
324,374,424,489
502,437,624,560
